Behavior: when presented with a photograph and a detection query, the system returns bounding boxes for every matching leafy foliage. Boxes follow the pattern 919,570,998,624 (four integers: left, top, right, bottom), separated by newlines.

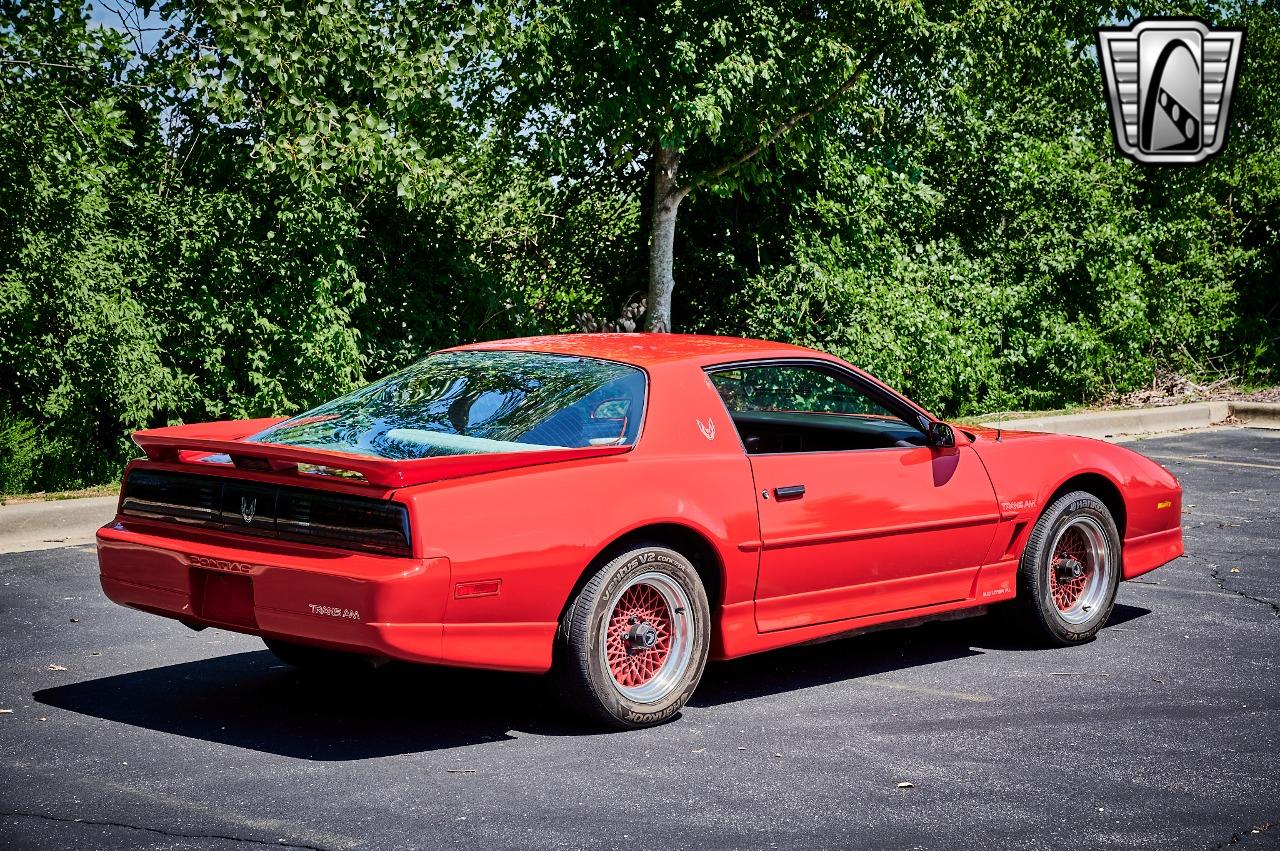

0,0,1275,492
694,0,1278,414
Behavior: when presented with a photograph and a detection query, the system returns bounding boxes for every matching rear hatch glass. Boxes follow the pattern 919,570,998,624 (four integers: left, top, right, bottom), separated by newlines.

248,350,646,459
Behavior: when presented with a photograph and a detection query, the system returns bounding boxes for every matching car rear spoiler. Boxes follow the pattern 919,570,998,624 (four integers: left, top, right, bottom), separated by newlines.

131,419,631,489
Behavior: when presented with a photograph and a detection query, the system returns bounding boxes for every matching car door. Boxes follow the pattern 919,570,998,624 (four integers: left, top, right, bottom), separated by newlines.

707,361,1001,633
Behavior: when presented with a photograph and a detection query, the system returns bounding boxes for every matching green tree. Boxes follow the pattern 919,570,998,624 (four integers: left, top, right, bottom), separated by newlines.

466,0,966,331
0,0,1275,496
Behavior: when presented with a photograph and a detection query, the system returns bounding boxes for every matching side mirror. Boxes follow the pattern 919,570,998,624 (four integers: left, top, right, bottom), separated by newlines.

927,421,956,448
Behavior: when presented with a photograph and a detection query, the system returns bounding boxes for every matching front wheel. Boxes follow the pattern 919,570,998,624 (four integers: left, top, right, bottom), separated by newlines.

1014,491,1122,645
556,544,710,728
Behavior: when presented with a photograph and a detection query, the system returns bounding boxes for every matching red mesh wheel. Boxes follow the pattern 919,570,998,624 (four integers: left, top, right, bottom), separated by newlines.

1049,525,1093,611
605,582,674,688
1014,492,1120,644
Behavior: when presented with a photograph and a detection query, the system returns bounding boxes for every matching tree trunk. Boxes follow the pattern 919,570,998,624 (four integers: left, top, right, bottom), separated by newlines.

645,145,684,333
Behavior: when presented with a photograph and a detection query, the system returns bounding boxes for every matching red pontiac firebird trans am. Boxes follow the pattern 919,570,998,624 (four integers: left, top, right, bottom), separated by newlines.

97,334,1183,727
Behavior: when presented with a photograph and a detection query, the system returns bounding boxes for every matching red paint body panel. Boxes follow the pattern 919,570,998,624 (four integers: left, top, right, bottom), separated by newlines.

962,425,1184,580
748,445,1000,631
96,333,1183,673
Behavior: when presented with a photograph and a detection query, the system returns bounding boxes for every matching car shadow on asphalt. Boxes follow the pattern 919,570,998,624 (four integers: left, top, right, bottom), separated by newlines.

33,651,571,759
690,603,1149,705
33,605,1150,759
965,601,1152,651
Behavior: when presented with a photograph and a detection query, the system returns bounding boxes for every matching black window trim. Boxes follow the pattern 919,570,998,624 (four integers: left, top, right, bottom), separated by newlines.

702,357,934,456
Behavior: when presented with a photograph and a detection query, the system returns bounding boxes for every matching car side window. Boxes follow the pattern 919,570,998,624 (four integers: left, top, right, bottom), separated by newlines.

708,364,926,454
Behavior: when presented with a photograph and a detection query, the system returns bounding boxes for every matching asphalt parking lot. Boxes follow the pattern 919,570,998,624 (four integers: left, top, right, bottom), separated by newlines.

1,427,1276,850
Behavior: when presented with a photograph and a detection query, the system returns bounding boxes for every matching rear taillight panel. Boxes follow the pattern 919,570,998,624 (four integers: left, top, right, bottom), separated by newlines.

276,489,411,554
120,469,411,556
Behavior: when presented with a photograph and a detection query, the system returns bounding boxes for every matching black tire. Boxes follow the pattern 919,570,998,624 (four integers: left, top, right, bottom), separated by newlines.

1014,490,1122,645
556,543,710,729
262,637,378,671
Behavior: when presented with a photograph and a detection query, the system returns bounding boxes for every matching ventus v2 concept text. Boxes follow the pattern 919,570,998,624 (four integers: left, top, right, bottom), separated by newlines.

97,335,1184,728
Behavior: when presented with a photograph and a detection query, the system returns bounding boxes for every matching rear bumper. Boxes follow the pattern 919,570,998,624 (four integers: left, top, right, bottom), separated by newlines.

96,521,555,673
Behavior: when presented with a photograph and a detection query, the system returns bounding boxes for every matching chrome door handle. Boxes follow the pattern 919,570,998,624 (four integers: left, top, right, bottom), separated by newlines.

774,484,806,500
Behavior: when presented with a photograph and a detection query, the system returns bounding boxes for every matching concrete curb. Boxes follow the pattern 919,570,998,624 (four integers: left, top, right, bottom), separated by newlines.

1229,401,1280,430
0,496,117,555
981,400,1280,440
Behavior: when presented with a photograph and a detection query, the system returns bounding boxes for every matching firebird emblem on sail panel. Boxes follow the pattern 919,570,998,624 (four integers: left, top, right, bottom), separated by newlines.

1096,18,1244,165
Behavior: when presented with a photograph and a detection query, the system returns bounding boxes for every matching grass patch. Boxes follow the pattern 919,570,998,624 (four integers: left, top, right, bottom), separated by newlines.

0,483,120,506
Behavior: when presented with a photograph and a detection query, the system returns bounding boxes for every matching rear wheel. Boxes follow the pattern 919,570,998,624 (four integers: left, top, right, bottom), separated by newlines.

1014,490,1121,645
556,544,710,728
